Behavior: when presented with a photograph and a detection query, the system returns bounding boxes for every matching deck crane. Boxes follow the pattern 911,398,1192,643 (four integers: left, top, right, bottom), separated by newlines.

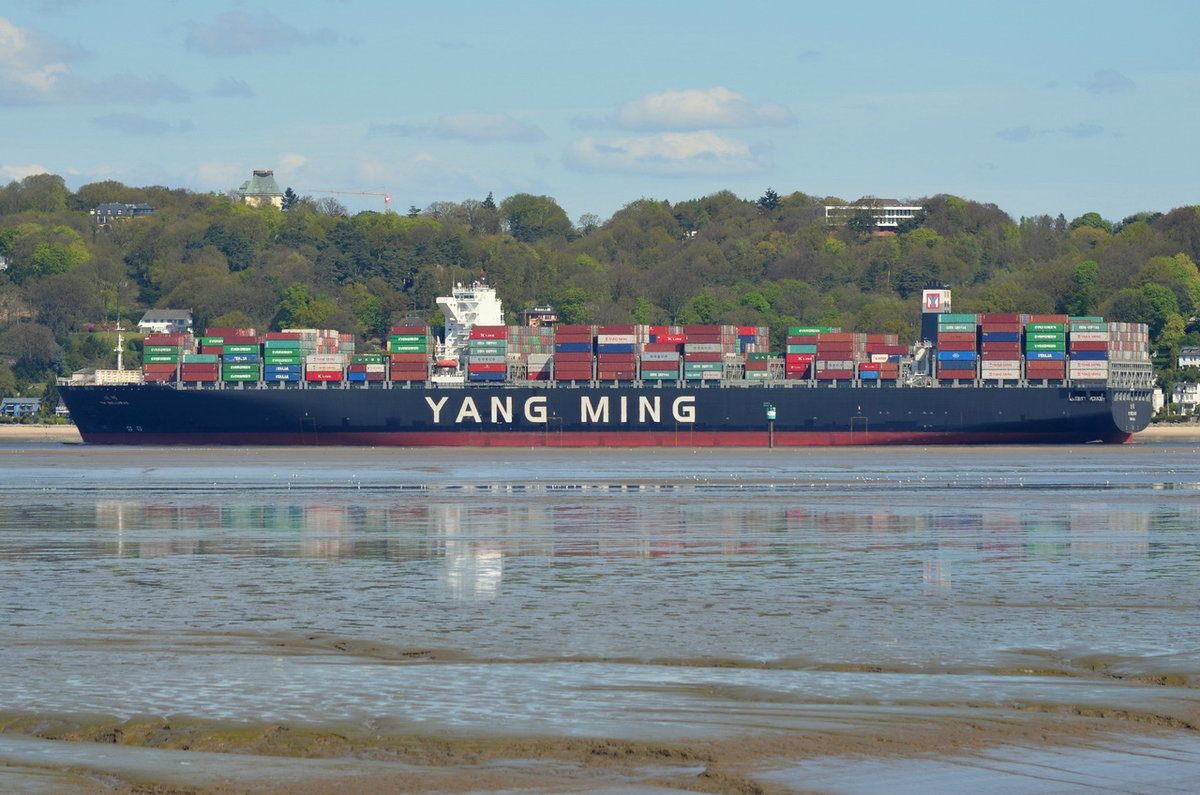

308,189,393,212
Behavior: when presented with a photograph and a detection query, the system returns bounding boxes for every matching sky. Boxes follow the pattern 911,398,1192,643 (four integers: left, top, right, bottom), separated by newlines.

2,0,1198,225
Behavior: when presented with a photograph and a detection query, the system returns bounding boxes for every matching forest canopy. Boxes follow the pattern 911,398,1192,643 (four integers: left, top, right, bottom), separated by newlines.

1,173,1199,402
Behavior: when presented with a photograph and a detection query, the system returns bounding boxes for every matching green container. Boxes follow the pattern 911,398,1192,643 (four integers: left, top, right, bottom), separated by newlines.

264,339,302,349
744,369,773,379
1069,316,1104,323
1026,332,1066,342
640,370,679,379
221,371,259,381
389,334,427,344
200,336,224,347
683,361,723,372
144,345,181,355
389,343,428,354
787,326,832,336
183,353,220,364
1070,322,1108,332
263,354,302,365
144,354,180,364
351,354,386,364
1025,323,1065,332
468,340,506,350
937,323,977,332
223,344,260,354
1025,341,1066,351
786,344,818,354
938,313,978,324
747,352,775,361
222,363,260,374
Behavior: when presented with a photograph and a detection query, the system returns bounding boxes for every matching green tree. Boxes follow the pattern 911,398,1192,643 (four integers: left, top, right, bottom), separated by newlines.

757,187,780,212
1065,260,1099,316
500,193,572,244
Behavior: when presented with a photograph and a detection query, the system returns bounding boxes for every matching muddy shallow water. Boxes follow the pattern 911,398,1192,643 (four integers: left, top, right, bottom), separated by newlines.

2,443,1200,792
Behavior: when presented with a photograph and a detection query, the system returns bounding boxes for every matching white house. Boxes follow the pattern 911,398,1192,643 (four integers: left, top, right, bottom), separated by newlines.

824,197,923,230
238,169,285,209
1172,382,1200,414
137,309,193,335
1178,347,1200,369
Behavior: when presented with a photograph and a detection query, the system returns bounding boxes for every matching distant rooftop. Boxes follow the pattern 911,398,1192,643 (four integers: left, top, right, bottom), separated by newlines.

239,169,283,196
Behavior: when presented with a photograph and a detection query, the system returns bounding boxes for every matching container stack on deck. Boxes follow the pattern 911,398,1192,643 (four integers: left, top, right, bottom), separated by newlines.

466,325,507,382
978,313,1023,381
143,333,192,382
595,325,637,381
642,327,683,380
553,324,593,381
387,325,430,382
936,313,978,381
508,325,554,380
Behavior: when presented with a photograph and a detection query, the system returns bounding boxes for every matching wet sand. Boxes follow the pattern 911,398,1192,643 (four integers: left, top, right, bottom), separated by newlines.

1,422,1197,446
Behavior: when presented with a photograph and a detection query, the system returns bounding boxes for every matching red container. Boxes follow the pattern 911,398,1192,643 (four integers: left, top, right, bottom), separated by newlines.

858,362,882,371
981,341,1021,353
305,371,343,381
555,324,591,335
144,334,191,346
938,340,978,351
389,325,428,334
390,372,428,381
683,334,721,344
180,364,219,374
651,334,686,344
786,353,816,363
389,353,428,363
684,352,722,362
264,332,303,341
204,327,256,337
745,360,769,371
979,323,1022,333
554,332,593,344
142,363,179,374
816,369,855,379
980,313,1021,324
643,342,681,352
784,361,812,373
181,372,218,382
1070,341,1109,351
597,324,635,334
468,362,506,372
736,326,759,336
142,371,177,382
596,369,636,379
937,332,977,343
816,332,855,343
555,351,593,362
816,343,855,354
1027,314,1069,324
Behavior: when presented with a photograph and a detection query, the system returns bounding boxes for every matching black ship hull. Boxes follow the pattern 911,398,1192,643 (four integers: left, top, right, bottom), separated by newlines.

59,381,1152,446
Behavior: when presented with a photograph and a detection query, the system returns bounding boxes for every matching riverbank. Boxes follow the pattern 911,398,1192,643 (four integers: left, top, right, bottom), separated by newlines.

0,422,1197,445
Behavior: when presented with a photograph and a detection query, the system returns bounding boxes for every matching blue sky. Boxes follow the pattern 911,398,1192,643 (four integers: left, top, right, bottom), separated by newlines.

2,0,1197,224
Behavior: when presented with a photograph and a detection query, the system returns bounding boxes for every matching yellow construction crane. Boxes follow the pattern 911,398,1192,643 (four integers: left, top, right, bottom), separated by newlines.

308,189,393,211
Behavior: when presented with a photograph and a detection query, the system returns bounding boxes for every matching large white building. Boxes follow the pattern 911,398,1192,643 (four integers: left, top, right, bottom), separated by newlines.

1178,347,1200,369
824,197,923,230
1173,382,1200,414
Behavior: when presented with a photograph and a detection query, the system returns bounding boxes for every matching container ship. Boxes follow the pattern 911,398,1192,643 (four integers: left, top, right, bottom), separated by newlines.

59,286,1155,446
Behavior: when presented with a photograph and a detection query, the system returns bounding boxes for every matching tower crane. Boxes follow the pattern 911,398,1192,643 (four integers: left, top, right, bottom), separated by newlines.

308,189,393,211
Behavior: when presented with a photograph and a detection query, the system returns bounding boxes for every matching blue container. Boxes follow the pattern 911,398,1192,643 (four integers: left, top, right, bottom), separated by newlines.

938,360,976,370
980,331,1020,342
858,370,879,380
937,350,977,361
263,372,300,381
1070,350,1109,360
1027,351,1066,361
468,371,506,382
264,364,301,374
595,343,635,354
221,353,262,363
555,342,593,353
346,371,368,381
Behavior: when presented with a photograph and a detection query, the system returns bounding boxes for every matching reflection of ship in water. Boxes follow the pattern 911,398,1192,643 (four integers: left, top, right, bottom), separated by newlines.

71,498,1176,596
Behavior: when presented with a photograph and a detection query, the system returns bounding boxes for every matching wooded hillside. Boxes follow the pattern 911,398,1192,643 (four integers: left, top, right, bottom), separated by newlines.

2,173,1199,403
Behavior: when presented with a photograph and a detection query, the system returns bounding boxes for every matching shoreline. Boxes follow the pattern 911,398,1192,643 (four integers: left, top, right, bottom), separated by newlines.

1,422,1198,444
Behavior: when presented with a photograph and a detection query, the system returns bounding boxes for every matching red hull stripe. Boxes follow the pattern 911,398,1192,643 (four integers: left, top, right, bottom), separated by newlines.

77,429,1134,446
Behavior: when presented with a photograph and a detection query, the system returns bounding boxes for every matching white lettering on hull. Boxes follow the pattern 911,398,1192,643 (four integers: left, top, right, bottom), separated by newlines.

425,394,696,425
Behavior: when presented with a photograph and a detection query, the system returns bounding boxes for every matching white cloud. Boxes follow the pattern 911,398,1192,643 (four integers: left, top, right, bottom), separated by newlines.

0,16,187,105
566,131,768,176
277,153,310,173
614,87,794,131
186,11,341,56
434,113,543,143
1081,69,1135,95
1,163,53,181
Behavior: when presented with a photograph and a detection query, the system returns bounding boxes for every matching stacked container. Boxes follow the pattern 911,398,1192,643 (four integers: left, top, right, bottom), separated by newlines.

387,325,430,382
682,325,723,381
595,324,637,381
467,325,507,382
1107,321,1150,362
978,313,1022,381
1068,319,1109,382
936,313,978,381
263,332,303,382
1024,315,1067,380
142,333,191,382
864,335,904,380
553,324,593,381
815,332,861,380
642,326,682,380
784,326,824,380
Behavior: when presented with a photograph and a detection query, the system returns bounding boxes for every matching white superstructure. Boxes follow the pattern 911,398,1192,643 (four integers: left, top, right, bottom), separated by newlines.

434,282,504,381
